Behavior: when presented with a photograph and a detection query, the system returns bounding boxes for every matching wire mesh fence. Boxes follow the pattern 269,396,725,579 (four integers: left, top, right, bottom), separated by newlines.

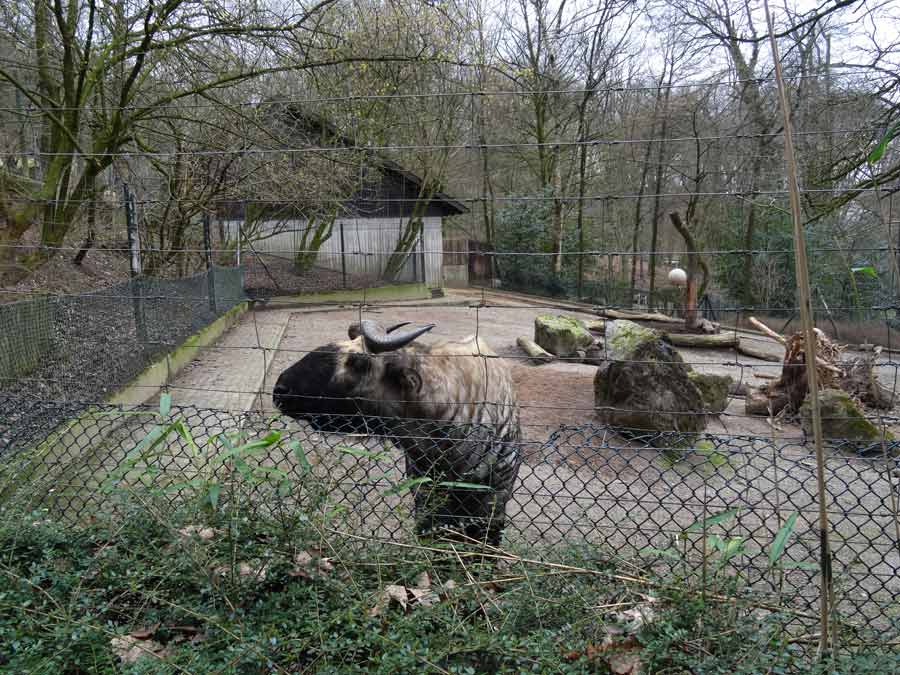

2,34,900,659
1,403,897,637
0,266,245,456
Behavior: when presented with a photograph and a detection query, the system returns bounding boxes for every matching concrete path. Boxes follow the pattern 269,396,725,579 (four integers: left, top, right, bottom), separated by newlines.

157,308,293,412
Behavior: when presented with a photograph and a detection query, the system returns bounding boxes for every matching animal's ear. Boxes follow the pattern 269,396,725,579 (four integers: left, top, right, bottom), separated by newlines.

384,362,422,394
346,352,372,374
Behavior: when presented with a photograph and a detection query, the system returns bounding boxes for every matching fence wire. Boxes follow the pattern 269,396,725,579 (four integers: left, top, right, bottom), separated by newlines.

0,266,245,455
1,404,897,637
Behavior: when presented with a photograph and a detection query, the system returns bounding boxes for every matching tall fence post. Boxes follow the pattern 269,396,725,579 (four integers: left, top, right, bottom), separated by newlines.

123,184,148,349
419,223,426,285
203,212,217,314
339,221,347,289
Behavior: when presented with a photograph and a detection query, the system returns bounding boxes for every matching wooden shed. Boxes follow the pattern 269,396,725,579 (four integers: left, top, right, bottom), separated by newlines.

217,105,467,289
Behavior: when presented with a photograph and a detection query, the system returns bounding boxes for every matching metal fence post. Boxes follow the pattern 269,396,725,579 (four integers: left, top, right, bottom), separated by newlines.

203,212,217,314
340,221,347,289
123,184,148,349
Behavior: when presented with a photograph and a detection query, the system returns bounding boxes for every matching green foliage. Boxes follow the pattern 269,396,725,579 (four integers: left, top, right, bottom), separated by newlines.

1,502,896,674
868,123,900,164
494,192,630,303
5,415,897,673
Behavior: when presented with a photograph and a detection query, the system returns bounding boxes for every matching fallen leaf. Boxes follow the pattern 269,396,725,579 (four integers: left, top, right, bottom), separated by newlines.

409,587,439,607
616,604,656,632
212,561,267,581
110,635,168,664
290,551,334,577
608,649,642,675
369,584,410,617
177,526,218,542
414,571,431,590
128,623,160,640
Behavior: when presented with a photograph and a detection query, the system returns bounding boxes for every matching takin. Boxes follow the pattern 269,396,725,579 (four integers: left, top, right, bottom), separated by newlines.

272,319,522,546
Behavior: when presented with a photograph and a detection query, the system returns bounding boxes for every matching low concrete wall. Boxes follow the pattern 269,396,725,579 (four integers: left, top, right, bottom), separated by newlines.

259,283,435,309
1,302,249,502
109,302,248,407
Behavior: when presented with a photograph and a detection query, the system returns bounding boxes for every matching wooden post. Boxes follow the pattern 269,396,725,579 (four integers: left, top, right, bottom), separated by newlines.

123,184,147,349
203,212,217,313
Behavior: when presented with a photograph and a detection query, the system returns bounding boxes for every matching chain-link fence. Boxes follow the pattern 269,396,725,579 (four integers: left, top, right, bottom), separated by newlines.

0,266,245,456
1,404,897,637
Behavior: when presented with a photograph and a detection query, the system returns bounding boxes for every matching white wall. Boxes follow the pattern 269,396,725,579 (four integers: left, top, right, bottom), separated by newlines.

222,216,443,287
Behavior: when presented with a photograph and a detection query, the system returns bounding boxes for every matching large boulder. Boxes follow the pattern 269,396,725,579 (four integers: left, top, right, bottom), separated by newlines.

594,320,707,441
688,372,733,414
799,388,893,452
534,314,594,358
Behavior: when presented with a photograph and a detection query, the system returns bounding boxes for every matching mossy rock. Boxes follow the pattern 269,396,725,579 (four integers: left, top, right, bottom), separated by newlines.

799,389,895,453
534,314,594,358
688,372,733,414
605,320,661,361
594,333,707,444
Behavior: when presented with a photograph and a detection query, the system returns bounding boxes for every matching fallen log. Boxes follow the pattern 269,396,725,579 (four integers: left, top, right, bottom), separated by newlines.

598,309,682,324
585,319,606,334
734,340,782,363
664,332,738,348
516,337,555,364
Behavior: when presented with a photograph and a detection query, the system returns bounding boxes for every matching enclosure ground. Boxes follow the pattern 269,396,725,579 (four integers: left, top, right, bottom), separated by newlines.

44,288,885,633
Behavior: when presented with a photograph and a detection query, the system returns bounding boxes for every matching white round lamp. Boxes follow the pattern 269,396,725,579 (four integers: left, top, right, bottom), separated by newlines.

668,267,687,286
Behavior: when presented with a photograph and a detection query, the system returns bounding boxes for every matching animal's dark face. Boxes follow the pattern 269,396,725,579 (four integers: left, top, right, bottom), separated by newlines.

272,340,423,434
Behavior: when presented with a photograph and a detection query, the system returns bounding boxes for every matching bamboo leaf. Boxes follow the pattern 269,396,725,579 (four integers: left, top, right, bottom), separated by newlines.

159,392,171,417
291,441,312,473
437,481,493,491
339,446,389,461
851,266,878,279
207,483,221,510
383,476,432,496
769,512,799,566
868,123,900,164
684,507,740,533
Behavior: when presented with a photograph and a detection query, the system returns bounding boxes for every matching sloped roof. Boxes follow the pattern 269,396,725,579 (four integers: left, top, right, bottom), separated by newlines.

277,104,468,217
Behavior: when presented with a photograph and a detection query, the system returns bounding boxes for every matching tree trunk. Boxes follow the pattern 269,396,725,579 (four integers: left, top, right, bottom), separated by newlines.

647,70,674,310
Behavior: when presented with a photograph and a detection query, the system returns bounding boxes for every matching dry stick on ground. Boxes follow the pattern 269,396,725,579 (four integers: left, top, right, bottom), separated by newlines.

327,528,830,623
764,0,833,655
516,337,555,364
597,308,682,323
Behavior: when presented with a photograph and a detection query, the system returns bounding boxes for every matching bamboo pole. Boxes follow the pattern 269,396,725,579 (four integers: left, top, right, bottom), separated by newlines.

763,0,833,656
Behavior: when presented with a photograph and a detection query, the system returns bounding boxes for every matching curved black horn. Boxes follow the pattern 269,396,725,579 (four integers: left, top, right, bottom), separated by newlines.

360,319,435,353
347,322,366,340
348,321,409,340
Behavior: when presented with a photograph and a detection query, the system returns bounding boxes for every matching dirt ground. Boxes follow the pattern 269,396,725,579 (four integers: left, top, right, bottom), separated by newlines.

15,291,896,629
264,290,898,441
249,293,899,626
